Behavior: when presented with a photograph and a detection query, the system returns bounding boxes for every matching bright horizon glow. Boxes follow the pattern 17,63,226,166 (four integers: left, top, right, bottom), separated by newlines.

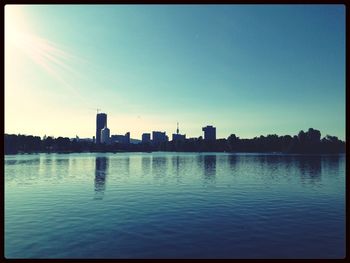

5,5,346,140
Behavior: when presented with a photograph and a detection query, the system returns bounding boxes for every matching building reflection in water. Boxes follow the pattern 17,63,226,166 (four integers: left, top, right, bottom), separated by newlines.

123,156,130,177
94,156,109,200
152,156,167,179
203,155,217,180
141,155,151,176
171,155,182,184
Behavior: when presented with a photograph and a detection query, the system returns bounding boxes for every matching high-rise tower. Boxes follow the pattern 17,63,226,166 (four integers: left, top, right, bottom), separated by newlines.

202,125,216,140
96,113,107,144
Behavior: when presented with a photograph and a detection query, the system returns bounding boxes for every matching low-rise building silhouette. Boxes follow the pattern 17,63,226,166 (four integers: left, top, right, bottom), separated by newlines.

173,134,186,141
142,133,151,144
152,131,168,144
172,122,186,142
111,132,130,144
74,136,93,143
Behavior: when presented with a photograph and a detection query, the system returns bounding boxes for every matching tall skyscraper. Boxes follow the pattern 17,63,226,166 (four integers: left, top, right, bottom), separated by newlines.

202,125,216,140
96,113,107,144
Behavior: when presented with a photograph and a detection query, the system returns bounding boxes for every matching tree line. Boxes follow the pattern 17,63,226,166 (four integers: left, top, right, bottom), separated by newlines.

4,128,345,154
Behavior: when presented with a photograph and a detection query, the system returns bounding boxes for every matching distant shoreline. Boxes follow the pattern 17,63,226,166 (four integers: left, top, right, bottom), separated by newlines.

4,151,346,156
5,128,345,155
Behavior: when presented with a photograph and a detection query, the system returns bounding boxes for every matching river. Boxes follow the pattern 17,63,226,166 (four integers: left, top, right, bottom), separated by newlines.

5,152,345,258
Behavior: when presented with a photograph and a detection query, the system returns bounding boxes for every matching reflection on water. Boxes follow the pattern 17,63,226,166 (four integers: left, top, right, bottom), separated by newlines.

94,157,108,200
172,155,180,174
124,156,130,176
197,155,217,187
322,155,341,172
5,153,345,258
170,155,185,184
203,155,216,178
4,153,343,188
152,156,167,179
115,156,130,178
5,160,18,165
234,154,334,185
54,158,69,166
141,156,151,176
5,157,40,166
228,154,238,170
296,156,322,184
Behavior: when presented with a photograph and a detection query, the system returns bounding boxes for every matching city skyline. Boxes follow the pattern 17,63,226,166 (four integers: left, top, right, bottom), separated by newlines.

5,5,345,140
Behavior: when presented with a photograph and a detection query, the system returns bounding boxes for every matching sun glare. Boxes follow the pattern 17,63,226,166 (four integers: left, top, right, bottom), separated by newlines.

5,6,30,42
6,7,73,82
5,5,89,105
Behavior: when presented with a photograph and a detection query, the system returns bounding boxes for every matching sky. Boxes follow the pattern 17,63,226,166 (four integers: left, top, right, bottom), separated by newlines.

5,4,345,140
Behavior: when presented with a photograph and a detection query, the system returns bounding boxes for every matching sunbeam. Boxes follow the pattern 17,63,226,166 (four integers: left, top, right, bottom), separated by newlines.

5,6,88,104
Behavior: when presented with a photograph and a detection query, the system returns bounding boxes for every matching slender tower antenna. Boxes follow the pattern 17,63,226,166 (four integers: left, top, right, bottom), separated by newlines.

177,122,179,134
97,108,101,114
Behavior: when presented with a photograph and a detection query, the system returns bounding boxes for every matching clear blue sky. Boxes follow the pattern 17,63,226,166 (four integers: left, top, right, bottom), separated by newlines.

5,4,345,140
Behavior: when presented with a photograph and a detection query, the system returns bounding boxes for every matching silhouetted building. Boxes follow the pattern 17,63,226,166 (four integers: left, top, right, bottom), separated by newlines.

173,134,186,141
125,132,130,144
101,126,110,144
111,135,123,143
76,137,93,142
111,132,130,144
152,131,167,144
202,125,216,140
96,113,107,144
172,122,186,142
142,133,151,143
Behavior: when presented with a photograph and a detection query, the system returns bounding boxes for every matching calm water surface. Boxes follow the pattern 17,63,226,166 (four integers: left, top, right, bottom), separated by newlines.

5,152,345,258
